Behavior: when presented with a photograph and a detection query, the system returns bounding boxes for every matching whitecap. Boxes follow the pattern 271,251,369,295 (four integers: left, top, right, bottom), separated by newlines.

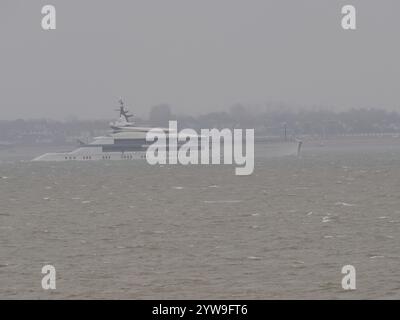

335,202,355,207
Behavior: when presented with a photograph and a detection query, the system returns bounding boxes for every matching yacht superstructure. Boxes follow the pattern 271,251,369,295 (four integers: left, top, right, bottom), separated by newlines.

32,99,174,161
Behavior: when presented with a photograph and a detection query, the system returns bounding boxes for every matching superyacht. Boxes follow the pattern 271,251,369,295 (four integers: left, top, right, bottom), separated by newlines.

32,99,302,162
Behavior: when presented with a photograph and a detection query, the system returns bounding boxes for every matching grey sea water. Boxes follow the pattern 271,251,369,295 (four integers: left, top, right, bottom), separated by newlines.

1,141,400,299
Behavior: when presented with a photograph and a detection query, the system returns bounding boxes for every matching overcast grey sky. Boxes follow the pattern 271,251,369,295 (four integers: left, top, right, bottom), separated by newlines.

0,0,399,120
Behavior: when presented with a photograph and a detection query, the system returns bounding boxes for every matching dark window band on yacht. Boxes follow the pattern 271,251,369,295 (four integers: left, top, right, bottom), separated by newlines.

102,145,146,152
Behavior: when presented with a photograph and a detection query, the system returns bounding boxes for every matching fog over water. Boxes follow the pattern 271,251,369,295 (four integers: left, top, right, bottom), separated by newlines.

1,0,400,120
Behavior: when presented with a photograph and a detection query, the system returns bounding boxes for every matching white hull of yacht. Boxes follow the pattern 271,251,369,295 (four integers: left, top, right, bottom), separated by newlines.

32,141,301,162
32,147,147,162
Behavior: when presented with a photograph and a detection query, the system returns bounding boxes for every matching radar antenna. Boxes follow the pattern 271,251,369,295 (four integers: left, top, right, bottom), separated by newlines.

115,98,134,122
